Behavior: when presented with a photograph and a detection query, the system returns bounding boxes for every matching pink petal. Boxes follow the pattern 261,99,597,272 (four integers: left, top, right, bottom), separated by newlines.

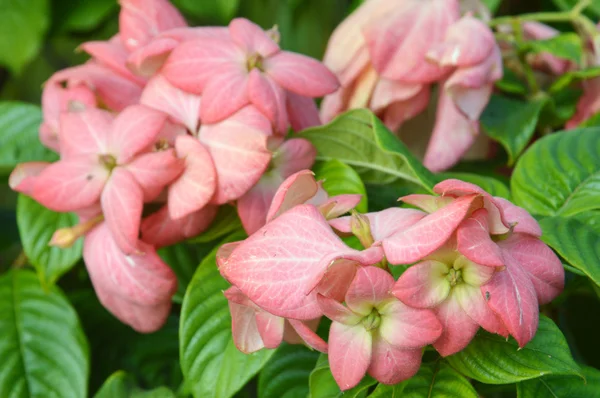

199,106,271,204
318,195,363,220
219,204,383,319
328,322,372,391
498,234,564,305
248,70,288,133
345,266,395,315
256,310,285,349
483,251,539,347
457,208,504,267
392,260,451,308
109,105,167,164
140,75,202,133
400,194,454,213
200,68,250,123
314,258,361,302
58,109,113,158
433,294,480,356
493,197,542,237
228,299,266,353
237,173,284,234
265,170,319,222
370,80,423,112
287,319,328,353
168,135,217,219
379,299,443,349
9,162,50,195
453,284,508,336
101,168,144,254
126,149,184,202
286,91,321,132
119,0,187,51
126,37,179,77
317,294,362,325
383,194,480,265
265,51,340,97
446,76,495,120
368,340,421,385
380,86,431,131
32,156,108,212
83,222,177,332
229,18,279,57
80,38,146,85
141,205,218,248
272,138,316,178
319,87,347,125
162,37,245,94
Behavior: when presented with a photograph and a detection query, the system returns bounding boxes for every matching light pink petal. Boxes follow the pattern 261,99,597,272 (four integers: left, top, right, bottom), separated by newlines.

140,75,202,133
126,149,184,202
400,194,454,213
446,73,496,120
329,323,372,391
498,234,564,305
566,77,600,129
317,294,362,325
126,37,179,77
370,80,422,112
345,266,395,315
228,299,266,353
383,194,480,265
32,156,108,212
493,197,542,237
141,205,218,248
392,260,452,308
9,162,50,195
248,70,289,134
454,284,508,336
237,173,284,235
162,37,245,94
58,108,113,158
287,319,328,353
380,86,431,131
229,18,279,57
265,51,340,97
83,222,177,332
319,87,347,125
119,0,187,51
329,207,426,243
199,106,271,204
272,138,316,178
80,38,145,85
109,105,167,163
216,241,243,268
318,195,363,220
484,251,539,347
255,310,285,349
379,300,443,349
265,170,319,222
314,258,361,302
200,68,250,123
433,294,479,356
101,168,144,254
219,204,382,319
286,91,321,132
168,135,216,219
457,208,504,267
368,340,421,385
423,87,479,172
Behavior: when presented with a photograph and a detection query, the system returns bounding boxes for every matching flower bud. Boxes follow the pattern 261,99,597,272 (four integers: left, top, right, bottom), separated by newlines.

350,210,374,249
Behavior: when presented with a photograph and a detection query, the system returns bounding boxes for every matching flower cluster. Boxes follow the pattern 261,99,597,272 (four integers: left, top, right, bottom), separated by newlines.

9,0,338,332
320,0,503,172
218,173,564,390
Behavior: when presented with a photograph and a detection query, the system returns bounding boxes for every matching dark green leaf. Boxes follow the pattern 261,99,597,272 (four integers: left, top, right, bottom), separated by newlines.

511,127,600,217
481,94,548,165
525,33,583,64
173,0,240,24
447,316,582,384
439,172,511,199
539,88,581,129
517,365,600,398
495,68,528,95
180,231,274,398
258,343,319,398
0,101,57,174
299,109,437,191
0,0,49,74
53,0,117,32
94,371,176,398
17,194,82,286
482,0,502,13
313,159,368,213
309,354,377,398
367,383,406,397
188,205,244,243
0,269,89,397
158,242,212,303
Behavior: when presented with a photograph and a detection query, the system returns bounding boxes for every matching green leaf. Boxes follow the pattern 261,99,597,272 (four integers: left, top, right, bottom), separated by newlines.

367,383,406,397
0,269,89,397
299,109,437,191
525,33,583,64
313,159,368,213
173,0,240,23
0,0,49,74
158,242,212,303
552,0,600,18
439,172,511,199
447,315,582,384
309,354,377,398
511,127,600,217
188,205,244,243
17,194,82,286
539,88,581,129
495,68,528,95
55,0,118,32
539,215,600,287
481,0,502,13
180,231,274,398
94,371,176,398
0,101,57,174
480,94,548,165
517,365,600,398
258,343,320,398
550,66,600,93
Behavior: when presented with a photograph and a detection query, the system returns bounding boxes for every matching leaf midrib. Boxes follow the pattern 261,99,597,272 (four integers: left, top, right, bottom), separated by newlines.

555,170,600,216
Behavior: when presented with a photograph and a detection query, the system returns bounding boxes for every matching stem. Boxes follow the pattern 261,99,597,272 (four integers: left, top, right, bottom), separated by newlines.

511,19,540,94
489,0,591,27
11,251,28,268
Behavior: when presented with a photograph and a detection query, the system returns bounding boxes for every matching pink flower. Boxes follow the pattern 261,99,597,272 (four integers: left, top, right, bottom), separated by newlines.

566,77,600,128
318,266,442,390
162,18,339,132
